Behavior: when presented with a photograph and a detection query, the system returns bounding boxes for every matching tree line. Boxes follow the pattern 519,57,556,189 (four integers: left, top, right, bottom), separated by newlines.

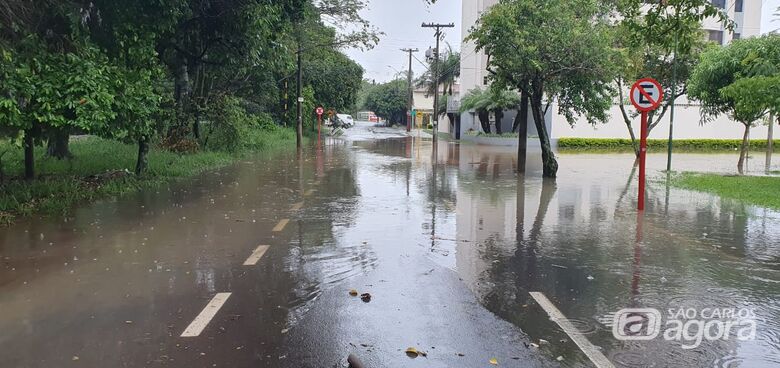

0,0,370,179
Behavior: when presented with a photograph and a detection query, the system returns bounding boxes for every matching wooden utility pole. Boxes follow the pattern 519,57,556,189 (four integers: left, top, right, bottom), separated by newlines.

401,48,418,132
422,22,454,139
296,42,303,150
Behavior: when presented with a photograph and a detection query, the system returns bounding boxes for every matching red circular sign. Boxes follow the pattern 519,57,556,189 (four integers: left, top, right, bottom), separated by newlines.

316,107,324,116
630,78,664,112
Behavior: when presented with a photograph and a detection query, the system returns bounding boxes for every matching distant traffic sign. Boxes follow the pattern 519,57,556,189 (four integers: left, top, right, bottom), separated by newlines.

316,107,324,116
630,78,664,112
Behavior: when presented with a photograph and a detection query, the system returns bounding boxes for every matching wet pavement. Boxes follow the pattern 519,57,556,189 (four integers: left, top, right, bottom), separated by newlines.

1,122,779,367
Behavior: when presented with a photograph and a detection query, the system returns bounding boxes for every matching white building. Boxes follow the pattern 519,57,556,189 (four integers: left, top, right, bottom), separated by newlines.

460,0,767,142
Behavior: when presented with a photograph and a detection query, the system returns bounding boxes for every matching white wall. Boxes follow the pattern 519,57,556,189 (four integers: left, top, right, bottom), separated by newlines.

551,102,772,141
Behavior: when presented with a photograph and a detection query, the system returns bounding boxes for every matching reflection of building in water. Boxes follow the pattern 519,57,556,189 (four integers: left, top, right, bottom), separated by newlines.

453,146,531,289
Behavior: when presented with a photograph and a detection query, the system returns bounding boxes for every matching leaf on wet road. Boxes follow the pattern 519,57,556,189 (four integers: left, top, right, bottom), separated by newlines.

349,289,358,296
489,357,498,365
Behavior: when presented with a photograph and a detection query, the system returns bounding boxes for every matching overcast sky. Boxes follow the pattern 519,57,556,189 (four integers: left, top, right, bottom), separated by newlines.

343,0,462,84
346,0,779,83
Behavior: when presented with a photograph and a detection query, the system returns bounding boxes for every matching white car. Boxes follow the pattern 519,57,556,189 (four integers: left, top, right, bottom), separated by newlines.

335,114,354,128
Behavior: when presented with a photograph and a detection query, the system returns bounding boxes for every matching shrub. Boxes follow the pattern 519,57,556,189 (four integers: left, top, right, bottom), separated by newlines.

557,138,780,151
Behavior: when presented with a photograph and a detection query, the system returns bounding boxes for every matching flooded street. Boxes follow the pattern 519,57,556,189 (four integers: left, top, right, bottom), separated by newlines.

1,122,779,367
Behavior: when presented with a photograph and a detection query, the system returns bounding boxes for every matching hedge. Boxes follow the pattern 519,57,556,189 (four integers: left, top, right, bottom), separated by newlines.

557,138,780,151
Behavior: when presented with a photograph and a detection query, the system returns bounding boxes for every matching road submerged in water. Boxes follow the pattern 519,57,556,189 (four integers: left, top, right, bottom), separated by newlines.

1,122,779,367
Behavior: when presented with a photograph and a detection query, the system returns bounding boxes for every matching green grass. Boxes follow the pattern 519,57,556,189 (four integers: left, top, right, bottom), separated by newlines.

558,138,778,152
670,172,780,210
0,129,295,225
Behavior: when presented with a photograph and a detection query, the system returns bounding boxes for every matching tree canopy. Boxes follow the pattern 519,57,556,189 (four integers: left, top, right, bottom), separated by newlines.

0,0,368,178
467,0,618,177
688,35,780,174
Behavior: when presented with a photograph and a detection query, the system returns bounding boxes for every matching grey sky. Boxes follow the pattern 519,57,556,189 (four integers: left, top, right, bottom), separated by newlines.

344,0,462,83
348,0,779,83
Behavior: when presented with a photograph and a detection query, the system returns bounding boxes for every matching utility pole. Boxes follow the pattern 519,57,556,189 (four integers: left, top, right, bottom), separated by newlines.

296,42,303,150
401,48,418,132
422,22,454,139
666,13,680,173
767,112,775,172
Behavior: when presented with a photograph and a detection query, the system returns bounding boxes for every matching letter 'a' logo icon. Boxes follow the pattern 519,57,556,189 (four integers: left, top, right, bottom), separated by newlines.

613,308,662,341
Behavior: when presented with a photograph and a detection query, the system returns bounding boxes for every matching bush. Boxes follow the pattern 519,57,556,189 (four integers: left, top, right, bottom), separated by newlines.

200,97,291,153
557,138,780,151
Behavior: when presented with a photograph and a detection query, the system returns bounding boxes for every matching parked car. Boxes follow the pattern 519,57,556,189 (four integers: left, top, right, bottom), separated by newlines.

335,114,354,128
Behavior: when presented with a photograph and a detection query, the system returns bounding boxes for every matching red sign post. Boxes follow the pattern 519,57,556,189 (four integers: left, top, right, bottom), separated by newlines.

629,78,664,211
315,106,324,141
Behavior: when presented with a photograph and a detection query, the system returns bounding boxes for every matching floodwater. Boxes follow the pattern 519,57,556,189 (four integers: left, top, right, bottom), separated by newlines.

0,122,778,367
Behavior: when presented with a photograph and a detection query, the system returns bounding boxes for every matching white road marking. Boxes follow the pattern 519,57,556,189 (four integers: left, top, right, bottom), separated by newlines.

272,219,290,232
181,293,232,337
290,202,304,211
243,245,270,266
529,292,615,368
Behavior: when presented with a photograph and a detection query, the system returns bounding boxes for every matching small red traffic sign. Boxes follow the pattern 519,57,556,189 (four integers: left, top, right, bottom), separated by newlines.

316,107,324,116
630,78,664,112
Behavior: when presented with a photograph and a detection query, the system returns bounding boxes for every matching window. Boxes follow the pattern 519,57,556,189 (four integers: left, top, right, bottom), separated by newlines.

735,0,743,12
708,30,724,44
711,0,725,9
733,33,741,40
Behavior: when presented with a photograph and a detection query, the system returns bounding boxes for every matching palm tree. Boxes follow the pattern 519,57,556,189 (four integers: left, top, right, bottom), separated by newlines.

460,88,492,133
460,87,520,134
417,44,460,97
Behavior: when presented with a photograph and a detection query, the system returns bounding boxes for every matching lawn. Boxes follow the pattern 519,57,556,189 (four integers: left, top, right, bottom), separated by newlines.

670,172,780,210
0,130,295,224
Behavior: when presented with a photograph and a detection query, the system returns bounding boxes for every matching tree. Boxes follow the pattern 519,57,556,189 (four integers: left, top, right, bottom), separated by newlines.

688,36,780,174
467,0,618,178
615,0,733,157
303,25,365,112
459,87,520,135
416,45,460,97
364,79,408,124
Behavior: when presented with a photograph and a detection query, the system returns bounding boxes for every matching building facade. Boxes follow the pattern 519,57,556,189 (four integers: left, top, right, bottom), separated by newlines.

459,0,766,142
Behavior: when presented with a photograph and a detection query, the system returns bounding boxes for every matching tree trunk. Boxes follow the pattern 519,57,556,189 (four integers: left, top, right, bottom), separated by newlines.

737,123,751,175
478,109,491,133
174,61,191,110
530,81,558,178
24,128,35,180
517,91,529,174
494,109,504,135
618,103,640,157
46,128,72,159
135,136,150,176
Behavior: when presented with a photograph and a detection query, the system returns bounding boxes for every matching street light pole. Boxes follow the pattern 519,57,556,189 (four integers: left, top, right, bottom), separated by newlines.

401,48,418,132
296,42,303,150
422,23,454,139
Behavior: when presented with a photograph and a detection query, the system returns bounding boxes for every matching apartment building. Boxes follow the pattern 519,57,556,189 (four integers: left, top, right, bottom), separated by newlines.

459,0,766,141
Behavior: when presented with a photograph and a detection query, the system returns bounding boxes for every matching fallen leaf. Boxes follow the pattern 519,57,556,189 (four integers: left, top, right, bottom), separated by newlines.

405,347,419,358
349,289,358,296
360,293,372,303
489,357,498,365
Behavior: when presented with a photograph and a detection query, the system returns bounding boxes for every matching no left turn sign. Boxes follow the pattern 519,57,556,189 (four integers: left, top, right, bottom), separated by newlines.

630,78,664,112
